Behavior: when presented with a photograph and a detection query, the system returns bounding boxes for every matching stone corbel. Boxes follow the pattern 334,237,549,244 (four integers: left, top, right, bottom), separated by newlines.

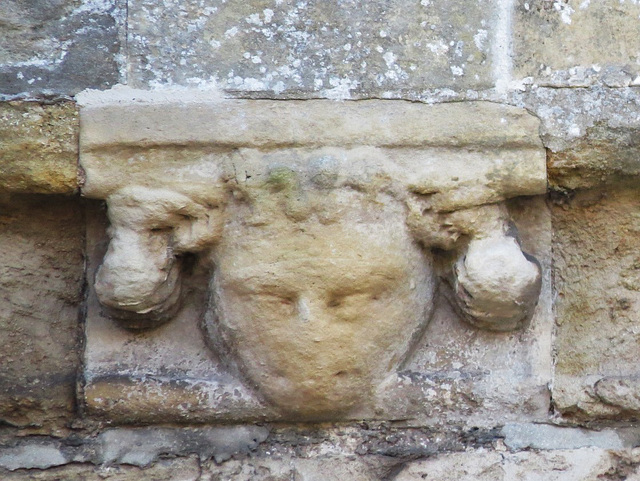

79,89,548,421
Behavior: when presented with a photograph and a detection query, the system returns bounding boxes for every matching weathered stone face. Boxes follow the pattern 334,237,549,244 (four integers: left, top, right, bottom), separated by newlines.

78,89,548,423
210,190,435,418
4,0,640,476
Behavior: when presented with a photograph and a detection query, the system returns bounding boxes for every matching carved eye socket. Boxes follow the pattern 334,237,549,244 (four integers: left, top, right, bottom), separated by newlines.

255,293,297,316
327,291,386,310
327,297,341,308
150,227,171,233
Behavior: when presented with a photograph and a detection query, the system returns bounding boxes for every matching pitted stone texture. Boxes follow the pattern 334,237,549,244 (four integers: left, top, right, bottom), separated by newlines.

0,0,122,98
395,448,640,481
552,186,640,420
0,458,201,480
0,195,83,433
201,456,398,481
385,196,552,427
0,102,78,194
126,0,496,95
515,87,640,190
79,93,549,424
513,0,640,87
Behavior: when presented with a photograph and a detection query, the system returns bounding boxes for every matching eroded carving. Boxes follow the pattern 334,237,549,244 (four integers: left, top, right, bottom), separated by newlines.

79,93,547,421
95,186,223,328
92,163,541,418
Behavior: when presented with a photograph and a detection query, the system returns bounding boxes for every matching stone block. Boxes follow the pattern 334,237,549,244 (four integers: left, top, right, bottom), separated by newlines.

126,0,498,95
502,423,629,451
516,87,640,191
552,186,640,420
78,90,550,425
0,0,122,98
0,426,268,472
0,458,201,481
395,447,640,481
201,456,397,481
0,102,78,194
0,195,84,433
97,426,269,466
513,0,640,87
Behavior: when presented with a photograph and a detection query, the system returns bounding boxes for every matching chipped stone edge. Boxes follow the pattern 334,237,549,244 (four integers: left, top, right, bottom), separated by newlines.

0,426,270,471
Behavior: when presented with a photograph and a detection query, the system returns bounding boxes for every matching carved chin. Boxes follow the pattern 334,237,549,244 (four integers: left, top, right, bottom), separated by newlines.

206,272,435,419
257,370,371,420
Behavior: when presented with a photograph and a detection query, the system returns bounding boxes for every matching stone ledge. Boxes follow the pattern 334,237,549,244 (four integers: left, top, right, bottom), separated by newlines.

3,89,640,195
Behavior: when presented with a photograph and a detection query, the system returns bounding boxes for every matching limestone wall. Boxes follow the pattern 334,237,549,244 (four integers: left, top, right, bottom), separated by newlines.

1,1,640,479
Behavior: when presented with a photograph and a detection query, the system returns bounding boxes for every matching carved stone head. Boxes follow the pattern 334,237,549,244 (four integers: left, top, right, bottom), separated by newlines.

206,179,436,418
80,93,546,421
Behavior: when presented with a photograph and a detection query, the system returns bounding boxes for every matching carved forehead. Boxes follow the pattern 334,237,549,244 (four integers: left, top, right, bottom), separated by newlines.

224,187,407,233
218,199,418,256
214,217,430,295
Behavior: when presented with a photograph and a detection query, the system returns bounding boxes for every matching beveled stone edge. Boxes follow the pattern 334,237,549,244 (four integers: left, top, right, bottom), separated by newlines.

78,88,544,151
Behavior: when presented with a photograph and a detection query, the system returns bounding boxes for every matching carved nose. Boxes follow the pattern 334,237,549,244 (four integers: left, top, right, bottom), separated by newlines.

296,296,311,323
295,295,333,328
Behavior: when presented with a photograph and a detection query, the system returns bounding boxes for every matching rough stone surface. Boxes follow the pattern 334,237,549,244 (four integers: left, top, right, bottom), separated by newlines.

502,423,627,451
0,444,67,471
97,426,270,465
0,195,84,433
0,426,268,473
6,425,640,479
78,93,549,424
201,455,399,480
552,186,640,420
395,447,640,481
4,448,640,481
0,457,201,480
513,0,640,87
0,0,122,98
0,423,501,477
515,87,640,191
126,0,497,95
0,102,78,194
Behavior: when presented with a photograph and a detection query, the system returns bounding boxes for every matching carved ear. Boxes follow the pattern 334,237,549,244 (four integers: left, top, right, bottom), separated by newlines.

95,186,223,329
408,201,542,331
